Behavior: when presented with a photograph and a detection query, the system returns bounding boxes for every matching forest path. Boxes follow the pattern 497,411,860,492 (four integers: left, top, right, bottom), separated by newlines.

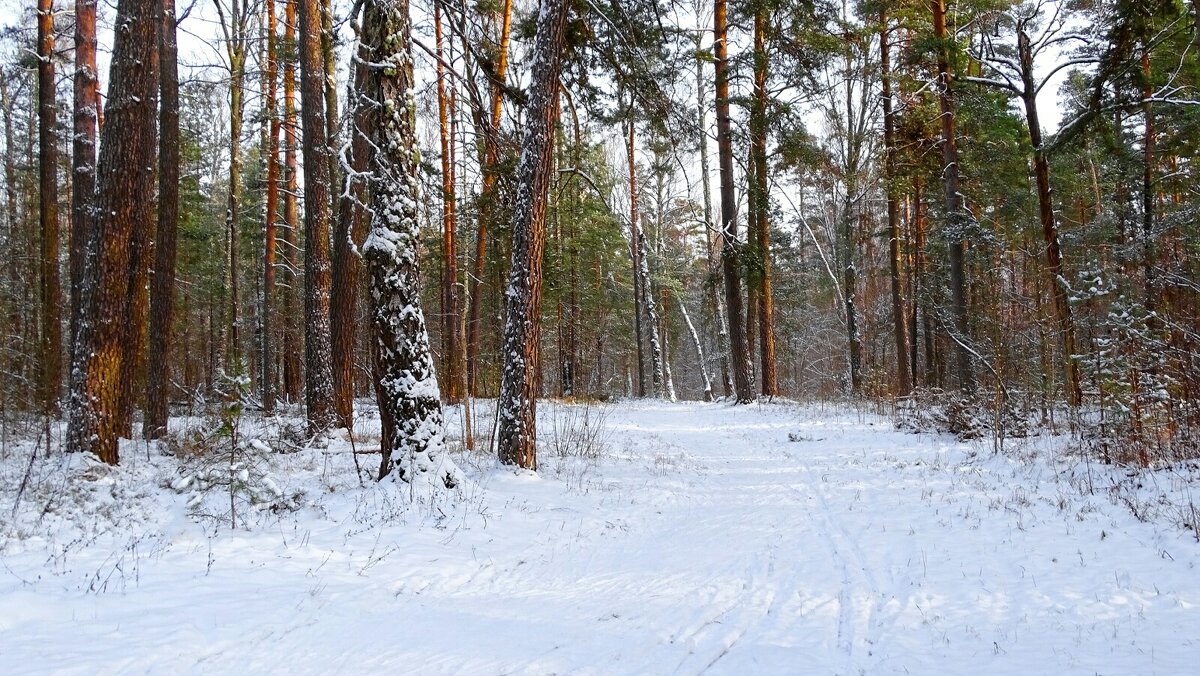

1,400,1198,674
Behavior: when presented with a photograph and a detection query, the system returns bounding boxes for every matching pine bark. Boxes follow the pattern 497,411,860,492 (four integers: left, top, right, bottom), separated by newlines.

145,0,179,439
328,0,361,428
70,0,99,370
298,0,336,432
361,0,459,488
118,31,159,436
67,0,159,462
330,59,370,428
714,0,753,403
37,0,62,414
495,0,570,469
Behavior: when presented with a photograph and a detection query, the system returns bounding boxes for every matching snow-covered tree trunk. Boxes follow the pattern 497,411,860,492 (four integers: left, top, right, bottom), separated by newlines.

495,0,570,470
636,231,668,399
680,299,713,401
70,0,99,378
359,0,461,489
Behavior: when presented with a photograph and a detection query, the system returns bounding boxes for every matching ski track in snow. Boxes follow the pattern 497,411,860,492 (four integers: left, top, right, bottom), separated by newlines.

1,400,1199,675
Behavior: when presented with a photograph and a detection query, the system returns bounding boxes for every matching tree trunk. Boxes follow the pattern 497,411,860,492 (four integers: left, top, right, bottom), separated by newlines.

326,0,361,428
1018,28,1080,408
37,0,62,414
435,6,464,404
67,0,158,462
627,116,647,397
714,0,753,403
223,5,247,372
627,119,666,398
359,0,459,488
680,298,713,401
1141,48,1156,315
880,15,912,397
281,0,302,403
750,7,777,397
842,186,862,394
695,35,732,398
145,0,179,439
298,0,336,433
259,0,280,414
70,0,99,375
0,79,21,407
931,0,974,393
495,0,570,469
330,56,370,428
465,0,516,397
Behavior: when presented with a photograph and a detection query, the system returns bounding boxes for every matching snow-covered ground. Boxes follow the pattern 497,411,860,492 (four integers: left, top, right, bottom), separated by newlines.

1,399,1198,674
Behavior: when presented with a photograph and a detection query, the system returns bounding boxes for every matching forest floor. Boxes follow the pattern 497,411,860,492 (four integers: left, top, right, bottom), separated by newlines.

1,399,1199,674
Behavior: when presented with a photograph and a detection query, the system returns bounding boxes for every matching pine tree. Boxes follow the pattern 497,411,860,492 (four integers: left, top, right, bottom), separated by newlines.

68,0,159,462
145,0,180,439
495,0,572,469
297,0,336,433
360,0,461,488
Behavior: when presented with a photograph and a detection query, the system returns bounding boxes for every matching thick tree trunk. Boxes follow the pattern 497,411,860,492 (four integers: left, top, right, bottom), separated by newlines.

260,0,280,414
360,0,460,488
465,0,516,397
145,0,179,439
298,0,336,433
37,0,62,414
931,0,974,393
880,16,912,397
495,0,570,469
714,0,753,403
67,0,158,462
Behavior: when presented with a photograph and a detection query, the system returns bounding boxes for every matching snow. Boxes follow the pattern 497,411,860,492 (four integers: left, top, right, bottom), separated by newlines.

2,400,1199,673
